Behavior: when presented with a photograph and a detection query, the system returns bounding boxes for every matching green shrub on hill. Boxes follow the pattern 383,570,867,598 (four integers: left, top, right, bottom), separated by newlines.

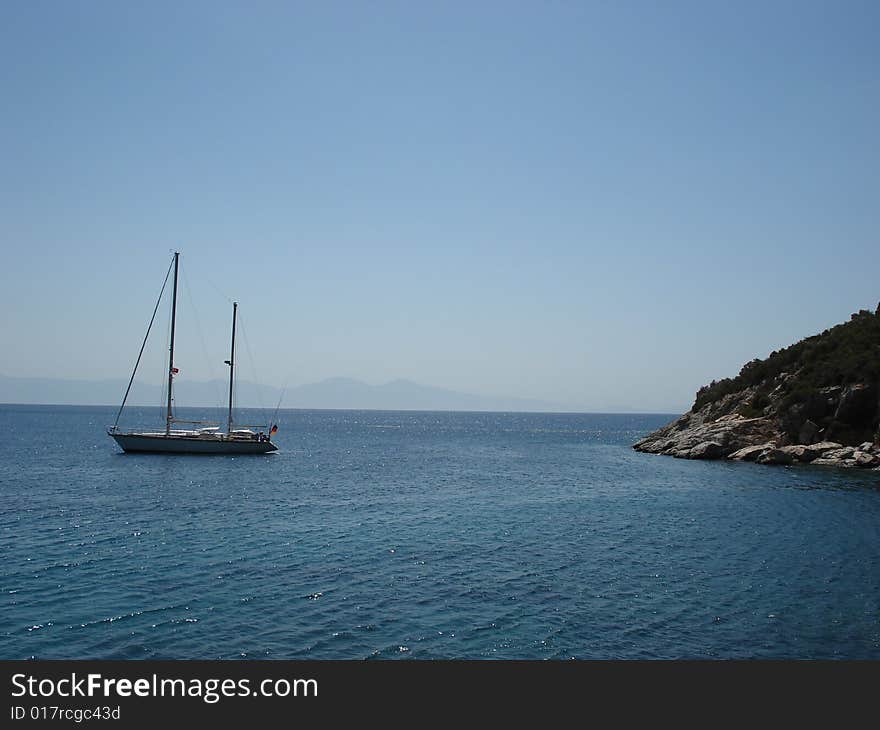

693,306,880,412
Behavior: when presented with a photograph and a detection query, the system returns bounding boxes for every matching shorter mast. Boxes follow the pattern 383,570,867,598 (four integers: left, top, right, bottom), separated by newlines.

166,251,180,436
225,301,237,435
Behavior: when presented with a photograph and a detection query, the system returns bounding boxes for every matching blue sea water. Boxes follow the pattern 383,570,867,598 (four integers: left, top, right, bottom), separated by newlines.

1,404,879,660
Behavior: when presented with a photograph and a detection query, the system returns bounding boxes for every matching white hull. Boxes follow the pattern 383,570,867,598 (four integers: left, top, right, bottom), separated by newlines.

110,432,277,454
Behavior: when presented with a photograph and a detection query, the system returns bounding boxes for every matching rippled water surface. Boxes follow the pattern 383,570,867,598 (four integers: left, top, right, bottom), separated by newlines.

2,405,879,659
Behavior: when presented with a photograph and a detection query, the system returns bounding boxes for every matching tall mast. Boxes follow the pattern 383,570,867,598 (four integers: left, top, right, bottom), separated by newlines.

165,251,180,436
226,301,237,435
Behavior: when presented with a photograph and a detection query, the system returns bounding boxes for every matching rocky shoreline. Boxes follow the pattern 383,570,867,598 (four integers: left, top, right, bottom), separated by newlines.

634,412,880,469
633,308,880,470
633,384,880,471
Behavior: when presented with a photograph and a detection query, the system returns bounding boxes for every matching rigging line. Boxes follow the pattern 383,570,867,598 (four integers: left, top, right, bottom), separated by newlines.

271,385,286,431
112,256,174,430
202,272,234,305
268,370,293,431
181,266,224,420
237,312,270,428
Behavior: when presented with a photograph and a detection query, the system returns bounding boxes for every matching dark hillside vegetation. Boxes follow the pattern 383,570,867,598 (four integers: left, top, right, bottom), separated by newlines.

634,305,880,463
694,305,880,413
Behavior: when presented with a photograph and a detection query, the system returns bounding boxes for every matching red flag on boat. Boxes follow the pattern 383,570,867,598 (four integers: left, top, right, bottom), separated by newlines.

171,367,179,374
270,424,278,434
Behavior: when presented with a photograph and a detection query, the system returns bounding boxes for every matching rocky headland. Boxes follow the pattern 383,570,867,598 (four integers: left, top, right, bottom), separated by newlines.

634,306,880,470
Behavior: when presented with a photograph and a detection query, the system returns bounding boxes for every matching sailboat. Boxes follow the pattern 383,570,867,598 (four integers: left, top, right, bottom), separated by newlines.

108,252,278,454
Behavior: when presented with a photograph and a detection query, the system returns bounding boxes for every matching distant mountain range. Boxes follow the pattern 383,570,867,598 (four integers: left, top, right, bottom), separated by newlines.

0,374,569,413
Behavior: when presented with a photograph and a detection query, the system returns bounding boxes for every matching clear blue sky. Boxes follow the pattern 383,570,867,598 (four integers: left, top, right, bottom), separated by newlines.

2,1,878,412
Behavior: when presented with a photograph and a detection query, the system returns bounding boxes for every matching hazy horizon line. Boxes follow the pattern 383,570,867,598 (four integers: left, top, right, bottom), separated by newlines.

0,372,689,413
0,401,682,416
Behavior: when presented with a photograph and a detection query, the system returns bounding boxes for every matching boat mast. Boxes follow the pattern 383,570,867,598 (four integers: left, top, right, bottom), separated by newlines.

226,301,237,435
165,251,179,436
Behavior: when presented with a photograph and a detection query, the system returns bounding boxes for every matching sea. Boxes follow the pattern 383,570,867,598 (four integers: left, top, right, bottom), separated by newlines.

1,404,879,660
